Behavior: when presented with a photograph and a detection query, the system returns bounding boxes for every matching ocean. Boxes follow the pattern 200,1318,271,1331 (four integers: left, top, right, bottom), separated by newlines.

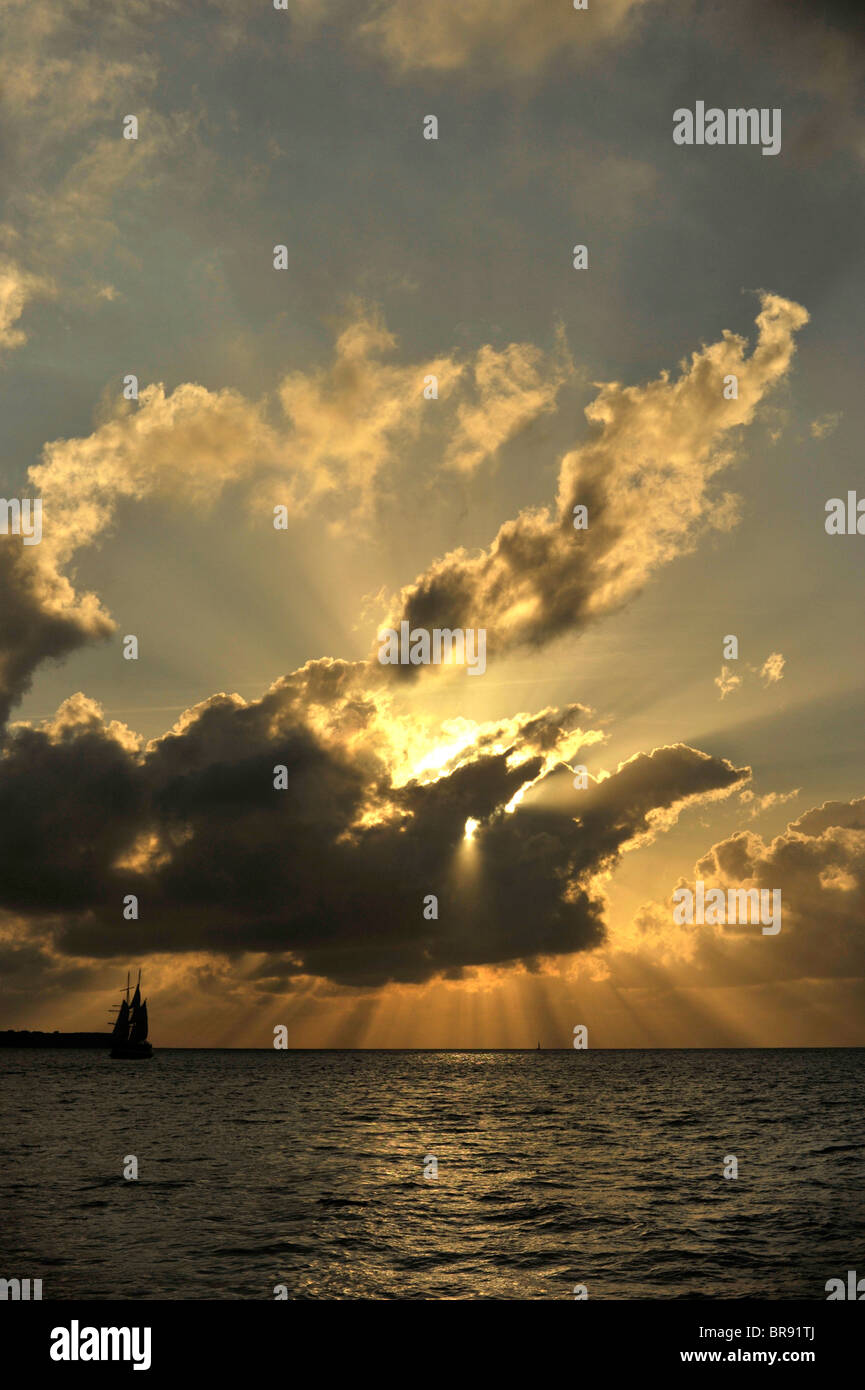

2,1048,862,1300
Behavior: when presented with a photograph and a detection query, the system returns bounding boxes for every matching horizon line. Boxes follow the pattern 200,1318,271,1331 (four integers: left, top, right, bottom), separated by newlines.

2,1043,859,1052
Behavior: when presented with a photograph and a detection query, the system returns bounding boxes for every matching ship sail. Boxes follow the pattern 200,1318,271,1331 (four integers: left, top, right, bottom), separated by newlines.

109,971,152,1058
111,998,129,1040
129,999,148,1045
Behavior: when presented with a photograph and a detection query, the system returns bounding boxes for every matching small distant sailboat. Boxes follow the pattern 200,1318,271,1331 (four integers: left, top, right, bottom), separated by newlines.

109,971,153,1060
537,1041,541,1050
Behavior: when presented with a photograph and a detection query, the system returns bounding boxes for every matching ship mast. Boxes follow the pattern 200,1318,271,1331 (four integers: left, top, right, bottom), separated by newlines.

108,968,152,1058
107,971,132,1026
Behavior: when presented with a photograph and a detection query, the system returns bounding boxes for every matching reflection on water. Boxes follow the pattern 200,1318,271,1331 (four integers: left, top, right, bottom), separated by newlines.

1,1048,862,1299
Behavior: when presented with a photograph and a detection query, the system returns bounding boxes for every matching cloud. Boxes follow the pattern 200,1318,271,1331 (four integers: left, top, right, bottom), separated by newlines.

0,669,748,988
0,542,113,729
383,294,809,675
759,651,785,686
690,798,865,979
629,797,865,986
0,376,275,723
0,258,53,352
0,306,572,724
0,284,810,998
810,412,842,439
0,2,160,153
699,0,865,166
0,296,804,729
0,1,213,342
273,304,573,510
29,381,280,563
27,303,570,547
714,650,786,699
739,787,800,819
714,665,741,700
443,332,573,475
356,0,650,76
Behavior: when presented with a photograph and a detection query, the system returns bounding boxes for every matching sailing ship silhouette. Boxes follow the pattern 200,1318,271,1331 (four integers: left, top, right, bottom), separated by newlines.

109,971,153,1060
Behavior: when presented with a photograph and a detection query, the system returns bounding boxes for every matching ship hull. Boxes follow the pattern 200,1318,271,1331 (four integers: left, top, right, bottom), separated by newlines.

109,1042,153,1059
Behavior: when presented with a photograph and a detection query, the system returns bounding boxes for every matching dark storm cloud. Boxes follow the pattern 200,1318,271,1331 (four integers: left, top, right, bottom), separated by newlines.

0,541,114,730
694,0,865,165
0,671,747,987
628,797,865,993
692,798,865,984
0,935,103,1012
0,696,142,909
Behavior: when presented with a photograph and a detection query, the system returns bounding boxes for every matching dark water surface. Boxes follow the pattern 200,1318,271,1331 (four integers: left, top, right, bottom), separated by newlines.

1,1048,863,1299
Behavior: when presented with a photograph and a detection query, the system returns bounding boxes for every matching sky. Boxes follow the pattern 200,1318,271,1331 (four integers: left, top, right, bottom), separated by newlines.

0,0,863,1046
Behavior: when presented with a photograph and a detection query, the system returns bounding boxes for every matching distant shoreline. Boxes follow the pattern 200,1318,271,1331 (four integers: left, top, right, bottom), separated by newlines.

0,1031,112,1048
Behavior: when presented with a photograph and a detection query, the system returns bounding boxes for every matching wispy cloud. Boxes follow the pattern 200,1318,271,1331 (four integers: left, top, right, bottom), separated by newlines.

384,295,808,674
